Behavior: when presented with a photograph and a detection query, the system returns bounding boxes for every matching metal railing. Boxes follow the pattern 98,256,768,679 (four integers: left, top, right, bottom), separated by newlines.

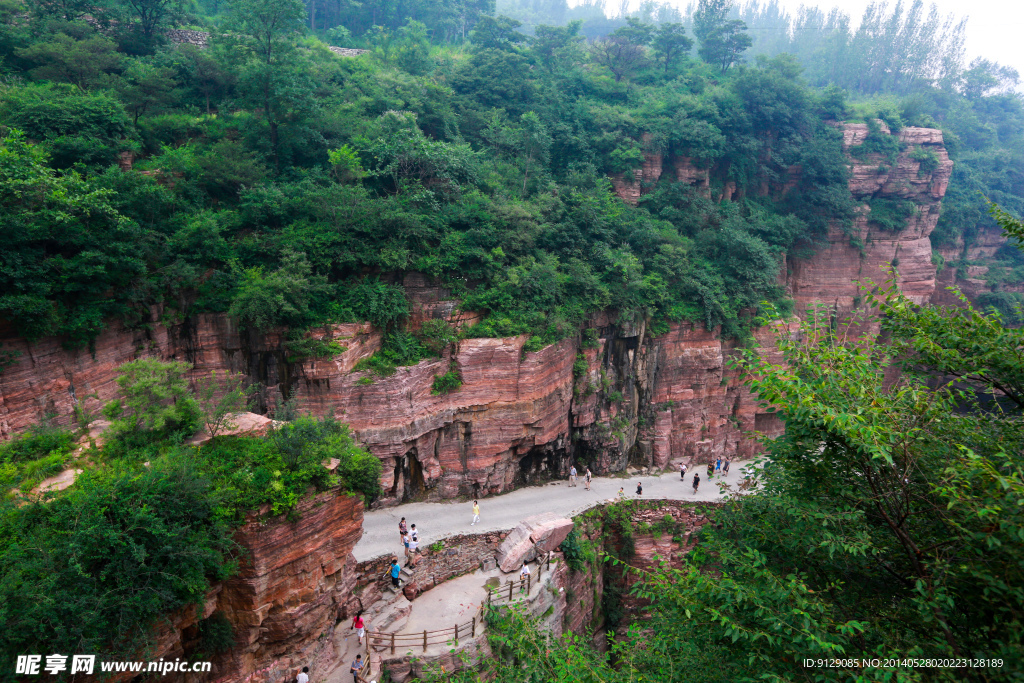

366,611,482,655
487,551,553,605
364,551,556,661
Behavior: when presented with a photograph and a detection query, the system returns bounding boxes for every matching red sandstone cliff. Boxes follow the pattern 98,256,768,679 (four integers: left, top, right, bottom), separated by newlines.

127,489,364,683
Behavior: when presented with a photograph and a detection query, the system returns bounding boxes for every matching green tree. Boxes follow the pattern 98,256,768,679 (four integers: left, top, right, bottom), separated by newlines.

226,0,307,171
591,17,653,83
228,252,328,331
651,21,692,75
102,358,201,439
693,0,751,71
117,59,179,123
116,0,187,45
469,14,527,51
195,370,254,439
16,32,122,89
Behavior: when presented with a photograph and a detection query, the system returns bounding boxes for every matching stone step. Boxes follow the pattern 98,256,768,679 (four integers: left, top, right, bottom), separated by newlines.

400,567,414,577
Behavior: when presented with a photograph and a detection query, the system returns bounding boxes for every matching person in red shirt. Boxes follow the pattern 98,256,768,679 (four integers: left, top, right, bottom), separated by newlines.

352,610,365,645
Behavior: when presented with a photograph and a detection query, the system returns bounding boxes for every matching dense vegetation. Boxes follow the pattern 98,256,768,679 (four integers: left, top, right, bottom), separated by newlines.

0,361,380,675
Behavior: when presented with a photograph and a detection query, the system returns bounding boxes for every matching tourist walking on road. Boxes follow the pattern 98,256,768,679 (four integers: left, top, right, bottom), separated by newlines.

680,463,687,479
636,481,643,496
398,517,407,542
618,487,625,499
520,561,530,592
693,473,700,493
569,465,578,487
707,462,713,479
352,611,365,645
585,468,592,490
297,667,309,683
715,458,722,472
402,532,410,559
724,459,730,475
350,655,363,683
471,499,480,526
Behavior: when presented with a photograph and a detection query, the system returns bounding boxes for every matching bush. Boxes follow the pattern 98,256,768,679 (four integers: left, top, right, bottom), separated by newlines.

418,319,458,356
0,455,238,667
849,118,901,164
910,145,940,177
195,612,234,657
102,358,201,443
573,353,588,378
868,197,917,232
581,329,599,350
431,367,462,395
353,332,426,378
229,253,330,332
559,528,593,573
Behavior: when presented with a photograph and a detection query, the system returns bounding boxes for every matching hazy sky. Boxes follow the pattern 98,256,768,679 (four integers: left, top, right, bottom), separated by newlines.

762,0,1024,77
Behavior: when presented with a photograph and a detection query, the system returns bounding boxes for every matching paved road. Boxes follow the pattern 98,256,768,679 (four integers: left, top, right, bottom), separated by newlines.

354,463,753,562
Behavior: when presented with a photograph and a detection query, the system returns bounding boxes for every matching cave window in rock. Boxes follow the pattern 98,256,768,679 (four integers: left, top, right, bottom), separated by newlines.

515,446,558,487
393,448,426,502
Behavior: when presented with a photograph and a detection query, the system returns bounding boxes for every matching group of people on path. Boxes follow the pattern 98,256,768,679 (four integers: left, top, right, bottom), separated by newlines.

568,465,593,490
679,458,731,493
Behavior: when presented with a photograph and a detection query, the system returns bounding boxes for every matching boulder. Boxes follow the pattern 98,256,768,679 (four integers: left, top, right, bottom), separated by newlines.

496,524,534,573
523,513,574,554
496,513,574,572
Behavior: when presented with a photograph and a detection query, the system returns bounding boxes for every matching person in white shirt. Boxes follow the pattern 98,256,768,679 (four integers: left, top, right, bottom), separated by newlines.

520,561,531,592
297,667,309,683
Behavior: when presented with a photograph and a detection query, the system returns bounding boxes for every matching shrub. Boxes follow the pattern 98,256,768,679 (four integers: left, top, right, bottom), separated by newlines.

102,358,201,442
849,118,901,165
353,332,426,378
573,353,588,378
431,366,463,395
195,370,253,439
581,328,599,350
868,197,917,232
0,455,238,666
560,528,593,573
285,336,347,361
418,319,458,356
195,612,234,657
910,145,940,177
229,253,330,332
523,336,545,353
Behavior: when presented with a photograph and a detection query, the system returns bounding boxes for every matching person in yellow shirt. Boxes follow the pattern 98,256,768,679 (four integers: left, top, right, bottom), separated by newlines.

471,499,480,526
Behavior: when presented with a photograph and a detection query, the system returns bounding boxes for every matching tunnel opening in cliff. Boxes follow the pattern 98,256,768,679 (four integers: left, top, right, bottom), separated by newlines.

392,449,426,502
514,443,565,487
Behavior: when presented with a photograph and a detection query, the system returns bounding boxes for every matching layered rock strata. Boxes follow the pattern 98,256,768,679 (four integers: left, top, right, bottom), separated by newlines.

117,488,364,683
786,124,953,319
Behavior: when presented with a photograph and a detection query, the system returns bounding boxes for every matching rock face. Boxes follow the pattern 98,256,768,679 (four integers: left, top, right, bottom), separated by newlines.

132,489,364,683
787,123,953,320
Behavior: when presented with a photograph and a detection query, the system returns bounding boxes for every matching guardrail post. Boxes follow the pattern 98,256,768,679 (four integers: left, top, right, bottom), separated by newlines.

454,623,459,644
423,630,428,653
527,573,531,593
391,632,395,655
472,617,476,638
508,581,513,601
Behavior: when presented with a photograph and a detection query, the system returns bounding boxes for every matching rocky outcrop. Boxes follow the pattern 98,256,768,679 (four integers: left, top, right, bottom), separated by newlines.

787,123,953,320
496,513,573,572
118,488,364,683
